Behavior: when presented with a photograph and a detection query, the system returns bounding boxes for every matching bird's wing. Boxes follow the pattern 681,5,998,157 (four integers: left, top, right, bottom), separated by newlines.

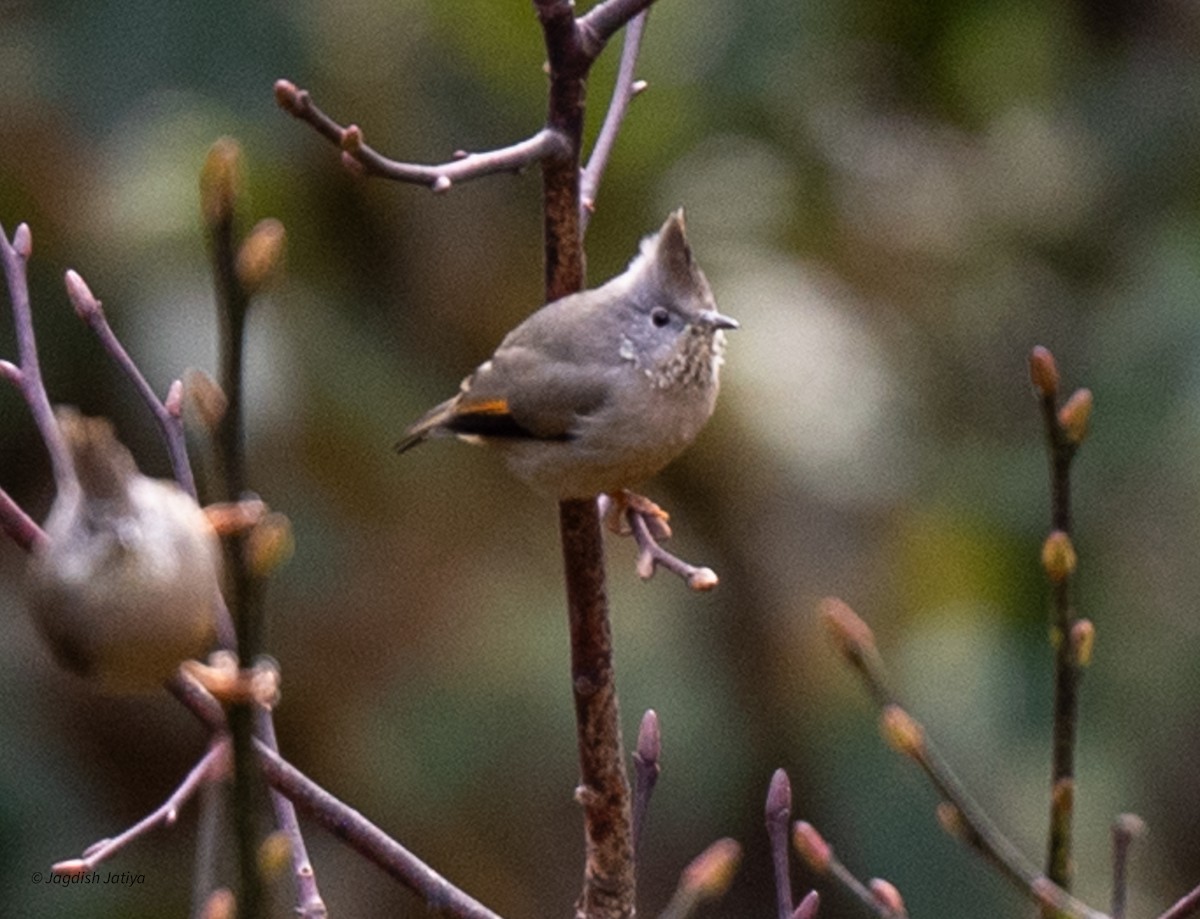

446,344,616,442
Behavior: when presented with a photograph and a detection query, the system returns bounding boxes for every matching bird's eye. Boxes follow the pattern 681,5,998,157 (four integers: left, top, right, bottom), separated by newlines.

650,307,671,328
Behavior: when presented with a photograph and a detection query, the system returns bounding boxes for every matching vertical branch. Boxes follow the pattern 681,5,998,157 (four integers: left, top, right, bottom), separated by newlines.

532,3,655,916
1110,814,1144,919
535,0,588,299
201,137,268,919
201,138,323,919
560,498,636,919
0,223,73,490
1029,346,1093,912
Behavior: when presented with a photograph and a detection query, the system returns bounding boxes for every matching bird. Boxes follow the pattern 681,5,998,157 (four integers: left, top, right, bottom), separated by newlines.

26,409,222,692
396,210,737,499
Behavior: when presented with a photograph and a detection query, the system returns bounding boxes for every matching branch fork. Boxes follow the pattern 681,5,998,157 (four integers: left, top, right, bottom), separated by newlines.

600,491,719,591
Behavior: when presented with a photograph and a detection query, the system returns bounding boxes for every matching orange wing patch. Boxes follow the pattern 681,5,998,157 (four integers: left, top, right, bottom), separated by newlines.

458,398,511,416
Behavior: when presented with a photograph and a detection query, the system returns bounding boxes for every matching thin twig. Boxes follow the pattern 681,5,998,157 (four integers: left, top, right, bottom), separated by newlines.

64,270,198,499
253,735,503,919
165,676,501,919
598,492,719,590
1110,814,1144,919
0,222,72,489
274,80,570,191
656,838,741,919
256,708,327,919
50,740,230,876
1158,885,1200,919
766,769,794,919
791,821,902,919
192,777,225,918
580,9,649,232
201,143,326,919
819,598,1108,919
0,486,46,552
1030,346,1091,911
829,859,898,918
631,708,660,850
576,0,658,57
626,506,718,590
793,890,821,919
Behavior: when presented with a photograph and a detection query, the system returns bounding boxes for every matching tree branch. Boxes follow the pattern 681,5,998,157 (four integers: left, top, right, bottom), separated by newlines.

580,10,649,232
64,270,198,500
631,708,660,850
532,4,666,917
791,821,905,919
0,222,72,490
598,492,719,590
257,708,328,919
274,80,570,191
0,486,46,552
576,0,658,58
254,736,503,919
50,741,230,877
1158,885,1200,919
766,769,794,919
560,498,636,919
1110,814,1144,919
656,838,741,919
165,676,502,918
201,137,269,919
819,598,1108,919
1030,346,1093,912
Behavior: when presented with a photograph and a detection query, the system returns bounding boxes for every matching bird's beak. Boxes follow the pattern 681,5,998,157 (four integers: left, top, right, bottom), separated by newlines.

702,310,739,331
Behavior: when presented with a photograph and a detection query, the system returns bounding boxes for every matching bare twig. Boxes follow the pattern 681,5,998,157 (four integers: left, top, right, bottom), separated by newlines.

274,80,570,191
256,708,327,919
766,769,794,919
820,598,1108,919
50,740,230,876
1030,345,1093,911
794,890,821,919
201,136,269,919
1110,813,1144,919
0,222,72,489
253,736,503,919
657,838,741,919
626,505,718,590
580,10,649,232
191,777,225,919
791,821,904,919
599,492,719,591
1158,886,1200,919
165,676,500,918
631,708,661,850
0,486,46,552
576,0,658,56
64,269,198,499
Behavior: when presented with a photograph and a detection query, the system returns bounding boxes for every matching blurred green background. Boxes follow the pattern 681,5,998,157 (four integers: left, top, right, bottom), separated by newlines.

3,0,1200,916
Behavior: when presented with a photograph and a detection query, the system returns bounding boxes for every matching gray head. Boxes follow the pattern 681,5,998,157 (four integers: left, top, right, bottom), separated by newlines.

614,210,738,384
